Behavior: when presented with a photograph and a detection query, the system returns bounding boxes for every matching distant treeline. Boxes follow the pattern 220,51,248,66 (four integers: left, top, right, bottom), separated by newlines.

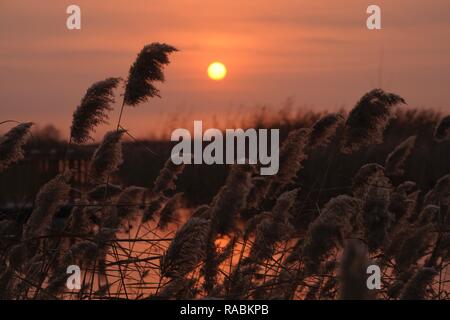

1,108,448,210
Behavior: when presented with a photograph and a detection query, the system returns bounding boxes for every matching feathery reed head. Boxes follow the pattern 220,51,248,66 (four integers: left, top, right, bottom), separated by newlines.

246,176,268,210
266,128,310,200
68,199,91,234
70,77,121,144
23,171,72,239
271,188,299,222
385,135,416,176
124,43,178,106
309,113,344,149
249,217,294,263
388,181,419,221
153,158,185,195
209,165,253,235
341,89,405,154
243,212,272,240
191,204,211,219
352,163,386,199
300,195,362,272
116,186,146,221
89,130,126,183
247,190,298,263
142,195,165,222
434,115,450,142
161,217,210,278
158,192,184,229
362,177,393,251
0,122,33,172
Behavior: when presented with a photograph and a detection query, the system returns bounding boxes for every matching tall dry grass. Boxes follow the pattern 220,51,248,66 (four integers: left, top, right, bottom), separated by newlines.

0,42,449,300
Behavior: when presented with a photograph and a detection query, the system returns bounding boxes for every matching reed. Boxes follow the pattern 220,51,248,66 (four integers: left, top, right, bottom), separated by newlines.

1,48,449,300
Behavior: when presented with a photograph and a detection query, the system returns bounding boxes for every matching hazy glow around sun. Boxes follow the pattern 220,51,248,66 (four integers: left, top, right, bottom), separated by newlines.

208,62,227,80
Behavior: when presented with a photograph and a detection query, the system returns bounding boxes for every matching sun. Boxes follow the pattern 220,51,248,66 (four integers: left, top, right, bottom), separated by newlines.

207,62,227,80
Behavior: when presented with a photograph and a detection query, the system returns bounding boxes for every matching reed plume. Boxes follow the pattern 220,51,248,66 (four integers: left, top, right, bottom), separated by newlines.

352,163,387,199
202,165,253,293
70,77,121,143
143,158,185,223
434,115,450,142
246,176,268,210
341,89,405,154
124,43,178,106
89,130,125,183
308,113,344,149
248,189,297,263
161,217,210,278
68,199,91,235
158,192,184,229
243,212,272,240
295,195,362,273
385,136,416,176
209,165,253,235
202,235,236,295
191,204,211,219
3,36,450,300
271,188,299,221
142,196,165,222
265,128,310,200
22,171,71,239
153,158,185,195
0,122,33,172
116,186,146,221
248,214,291,263
388,181,419,221
362,177,393,251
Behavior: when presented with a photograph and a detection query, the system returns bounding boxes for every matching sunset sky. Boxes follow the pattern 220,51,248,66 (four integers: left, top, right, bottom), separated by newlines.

1,0,450,139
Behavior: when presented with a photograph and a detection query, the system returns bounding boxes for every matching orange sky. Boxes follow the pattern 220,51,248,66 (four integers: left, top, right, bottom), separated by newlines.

1,0,450,139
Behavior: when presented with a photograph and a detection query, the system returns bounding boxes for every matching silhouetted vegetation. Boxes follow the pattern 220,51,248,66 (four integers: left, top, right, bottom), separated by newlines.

0,42,449,300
